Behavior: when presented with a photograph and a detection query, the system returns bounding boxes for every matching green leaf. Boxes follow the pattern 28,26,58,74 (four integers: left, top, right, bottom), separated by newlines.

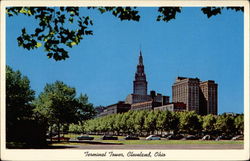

36,42,42,48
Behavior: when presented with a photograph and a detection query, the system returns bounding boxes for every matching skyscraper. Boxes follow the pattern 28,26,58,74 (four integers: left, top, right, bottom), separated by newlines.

125,50,151,104
199,81,218,115
172,77,218,115
172,77,200,113
133,51,148,95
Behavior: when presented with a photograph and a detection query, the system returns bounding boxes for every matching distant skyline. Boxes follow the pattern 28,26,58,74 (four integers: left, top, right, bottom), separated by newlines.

6,7,244,114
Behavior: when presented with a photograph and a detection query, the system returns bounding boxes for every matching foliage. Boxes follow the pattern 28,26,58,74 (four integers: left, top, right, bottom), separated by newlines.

6,7,139,61
202,114,216,134
76,94,96,121
7,7,94,61
201,7,244,18
6,66,35,122
214,113,236,135
234,114,244,135
179,111,202,135
144,110,158,134
33,81,95,141
33,81,77,124
6,66,47,147
73,110,243,137
7,7,243,61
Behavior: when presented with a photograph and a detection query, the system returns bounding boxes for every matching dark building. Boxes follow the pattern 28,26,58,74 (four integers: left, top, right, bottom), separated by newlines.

130,90,170,111
95,106,107,118
98,101,131,117
199,80,218,115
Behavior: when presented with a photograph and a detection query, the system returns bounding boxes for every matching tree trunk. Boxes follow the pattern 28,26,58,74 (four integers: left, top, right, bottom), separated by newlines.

57,122,60,142
50,126,52,142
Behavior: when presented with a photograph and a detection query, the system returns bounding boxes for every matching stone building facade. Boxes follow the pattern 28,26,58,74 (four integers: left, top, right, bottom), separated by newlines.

125,51,169,105
172,77,200,113
97,51,218,117
199,80,218,115
172,77,218,115
98,101,131,117
131,101,162,111
154,102,186,112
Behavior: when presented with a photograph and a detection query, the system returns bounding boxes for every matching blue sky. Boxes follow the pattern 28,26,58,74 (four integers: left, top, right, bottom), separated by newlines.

6,7,244,114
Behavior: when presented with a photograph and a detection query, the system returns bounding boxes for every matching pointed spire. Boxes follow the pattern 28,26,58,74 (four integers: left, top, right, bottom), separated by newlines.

139,50,143,65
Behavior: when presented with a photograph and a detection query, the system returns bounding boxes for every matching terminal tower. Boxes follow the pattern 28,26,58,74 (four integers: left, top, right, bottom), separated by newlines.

133,51,148,95
125,50,152,104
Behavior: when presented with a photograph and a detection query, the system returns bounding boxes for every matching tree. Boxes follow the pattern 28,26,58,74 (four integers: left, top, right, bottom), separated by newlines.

144,110,158,135
134,110,147,136
202,114,216,135
6,66,35,140
76,94,96,121
6,66,47,147
179,111,202,135
214,113,235,136
6,66,35,122
7,7,243,61
33,81,94,141
155,110,166,135
234,114,244,135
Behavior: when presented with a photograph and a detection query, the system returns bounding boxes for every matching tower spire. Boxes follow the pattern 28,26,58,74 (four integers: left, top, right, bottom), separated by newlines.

133,50,147,95
139,50,143,65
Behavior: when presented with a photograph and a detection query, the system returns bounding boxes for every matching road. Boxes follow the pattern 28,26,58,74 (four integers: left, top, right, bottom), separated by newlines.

61,144,243,149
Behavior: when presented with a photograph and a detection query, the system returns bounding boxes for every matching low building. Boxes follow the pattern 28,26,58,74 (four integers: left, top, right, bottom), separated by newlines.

131,100,162,111
98,101,131,117
154,102,186,112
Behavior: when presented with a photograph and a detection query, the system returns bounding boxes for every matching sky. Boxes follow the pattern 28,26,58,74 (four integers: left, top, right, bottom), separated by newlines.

6,7,244,114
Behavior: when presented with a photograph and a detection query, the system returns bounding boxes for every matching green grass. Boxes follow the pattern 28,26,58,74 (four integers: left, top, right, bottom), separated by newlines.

91,140,243,145
50,140,243,146
61,134,243,145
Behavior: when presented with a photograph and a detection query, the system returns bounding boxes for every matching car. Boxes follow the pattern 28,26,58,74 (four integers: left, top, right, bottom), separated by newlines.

215,135,232,141
202,135,212,140
166,134,184,140
146,135,161,140
77,135,94,140
231,135,243,141
124,135,140,140
101,135,118,140
182,135,198,140
51,136,70,141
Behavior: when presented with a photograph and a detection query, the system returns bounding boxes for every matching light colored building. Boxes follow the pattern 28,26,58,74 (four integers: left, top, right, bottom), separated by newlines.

172,77,200,113
131,100,162,111
172,77,218,115
154,102,186,112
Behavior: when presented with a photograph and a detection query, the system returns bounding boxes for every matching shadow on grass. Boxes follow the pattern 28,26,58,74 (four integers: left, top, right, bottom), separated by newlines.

7,140,123,149
69,140,123,145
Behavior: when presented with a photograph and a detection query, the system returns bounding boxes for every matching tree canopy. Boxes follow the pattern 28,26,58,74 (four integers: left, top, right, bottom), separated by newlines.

33,81,96,140
80,110,243,137
6,66,35,122
7,6,243,61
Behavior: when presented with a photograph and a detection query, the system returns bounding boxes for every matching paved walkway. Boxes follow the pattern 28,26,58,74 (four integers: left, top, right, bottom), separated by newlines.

63,144,243,149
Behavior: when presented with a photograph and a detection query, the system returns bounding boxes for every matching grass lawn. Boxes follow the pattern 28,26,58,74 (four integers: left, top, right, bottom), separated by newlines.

63,134,243,144
50,139,243,146
96,140,243,145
